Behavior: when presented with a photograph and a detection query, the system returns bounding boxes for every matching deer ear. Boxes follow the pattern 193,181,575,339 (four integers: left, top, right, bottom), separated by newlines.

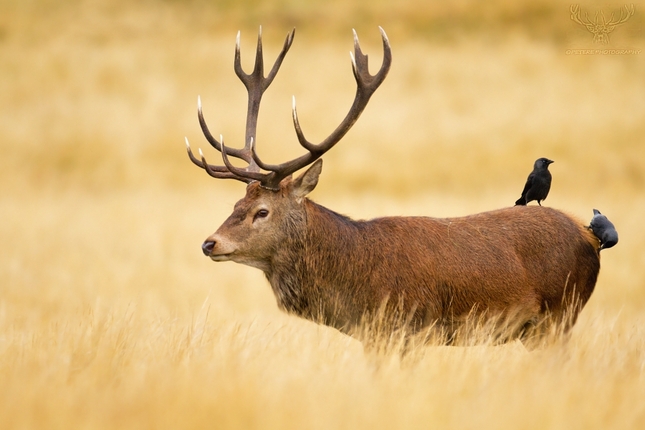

291,159,323,201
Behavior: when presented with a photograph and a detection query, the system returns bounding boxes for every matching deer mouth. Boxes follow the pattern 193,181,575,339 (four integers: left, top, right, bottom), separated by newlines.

209,253,232,262
202,239,236,261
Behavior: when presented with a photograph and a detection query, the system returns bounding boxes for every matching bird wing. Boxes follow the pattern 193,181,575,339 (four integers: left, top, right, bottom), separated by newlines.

519,172,535,197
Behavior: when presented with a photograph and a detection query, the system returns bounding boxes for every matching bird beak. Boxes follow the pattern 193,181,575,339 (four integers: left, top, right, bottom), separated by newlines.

547,159,554,164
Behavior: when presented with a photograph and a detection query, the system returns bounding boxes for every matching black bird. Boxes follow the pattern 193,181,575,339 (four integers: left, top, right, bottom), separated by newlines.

589,209,618,251
515,158,554,206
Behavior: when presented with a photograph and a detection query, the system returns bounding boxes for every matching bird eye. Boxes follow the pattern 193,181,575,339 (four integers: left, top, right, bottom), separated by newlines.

253,209,269,221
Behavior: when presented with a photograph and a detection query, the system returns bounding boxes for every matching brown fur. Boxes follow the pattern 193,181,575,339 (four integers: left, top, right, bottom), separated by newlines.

192,29,601,344
203,165,601,343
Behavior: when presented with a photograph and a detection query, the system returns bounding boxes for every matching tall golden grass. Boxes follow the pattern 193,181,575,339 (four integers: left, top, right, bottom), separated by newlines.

1,0,645,428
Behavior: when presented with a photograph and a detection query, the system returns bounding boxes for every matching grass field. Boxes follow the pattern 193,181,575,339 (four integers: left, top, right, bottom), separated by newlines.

1,0,645,428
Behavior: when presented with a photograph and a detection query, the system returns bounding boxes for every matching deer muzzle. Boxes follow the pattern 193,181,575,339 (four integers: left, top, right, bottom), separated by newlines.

201,235,237,261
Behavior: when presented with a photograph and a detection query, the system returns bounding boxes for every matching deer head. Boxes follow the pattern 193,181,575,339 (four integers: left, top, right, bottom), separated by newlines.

185,27,391,269
570,4,635,44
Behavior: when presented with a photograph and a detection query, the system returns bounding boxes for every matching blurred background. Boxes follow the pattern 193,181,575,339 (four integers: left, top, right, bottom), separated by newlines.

2,1,645,428
1,0,644,338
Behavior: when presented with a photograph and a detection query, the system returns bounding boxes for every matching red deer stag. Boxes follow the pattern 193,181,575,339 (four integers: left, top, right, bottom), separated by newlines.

185,28,601,344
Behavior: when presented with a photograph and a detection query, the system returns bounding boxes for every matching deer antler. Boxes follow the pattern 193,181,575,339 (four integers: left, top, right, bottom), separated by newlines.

606,4,635,30
570,4,596,31
186,27,391,190
186,27,295,184
269,28,392,187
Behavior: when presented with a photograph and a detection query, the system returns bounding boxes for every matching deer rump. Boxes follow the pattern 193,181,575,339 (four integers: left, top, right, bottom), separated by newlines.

271,202,600,341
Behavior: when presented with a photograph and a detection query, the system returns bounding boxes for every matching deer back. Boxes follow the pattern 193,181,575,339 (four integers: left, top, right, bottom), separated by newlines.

265,200,600,333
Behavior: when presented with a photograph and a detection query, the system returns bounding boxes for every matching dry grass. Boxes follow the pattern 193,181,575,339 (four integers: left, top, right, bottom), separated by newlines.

1,0,645,428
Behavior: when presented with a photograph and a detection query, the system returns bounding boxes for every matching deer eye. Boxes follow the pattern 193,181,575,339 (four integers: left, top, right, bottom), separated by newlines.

253,209,269,221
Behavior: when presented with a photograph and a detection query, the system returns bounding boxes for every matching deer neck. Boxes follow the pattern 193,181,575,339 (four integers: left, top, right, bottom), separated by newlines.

264,199,363,324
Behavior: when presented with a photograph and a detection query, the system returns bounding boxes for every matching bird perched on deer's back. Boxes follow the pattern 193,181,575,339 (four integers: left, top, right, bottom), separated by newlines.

589,209,618,251
515,158,554,206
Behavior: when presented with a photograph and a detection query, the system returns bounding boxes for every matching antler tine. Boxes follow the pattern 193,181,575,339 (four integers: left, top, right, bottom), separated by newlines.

197,96,222,152
234,31,248,86
248,137,275,172
254,26,265,79
291,95,313,152
219,135,266,182
185,137,223,173
200,148,252,183
261,27,392,188
184,137,251,183
197,96,249,160
185,137,206,168
265,28,295,88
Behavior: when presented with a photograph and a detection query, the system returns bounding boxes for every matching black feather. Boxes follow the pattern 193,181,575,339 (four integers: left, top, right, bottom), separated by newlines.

589,209,618,251
515,158,553,206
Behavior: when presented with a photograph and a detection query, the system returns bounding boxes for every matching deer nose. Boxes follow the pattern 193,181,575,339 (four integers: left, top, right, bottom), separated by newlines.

202,240,215,256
